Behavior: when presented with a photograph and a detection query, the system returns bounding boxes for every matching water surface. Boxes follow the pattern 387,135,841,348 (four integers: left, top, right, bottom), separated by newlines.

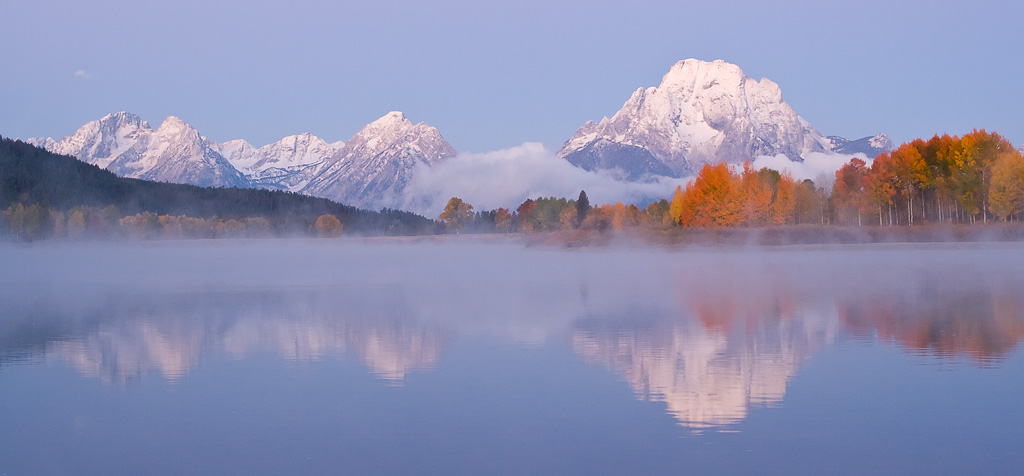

2,239,1023,475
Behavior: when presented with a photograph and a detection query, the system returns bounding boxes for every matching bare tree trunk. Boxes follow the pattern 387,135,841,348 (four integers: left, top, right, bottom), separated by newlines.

983,171,989,223
921,189,927,222
908,191,913,225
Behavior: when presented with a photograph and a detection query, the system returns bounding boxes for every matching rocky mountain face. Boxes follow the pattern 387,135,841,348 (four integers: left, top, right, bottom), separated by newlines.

29,112,249,188
216,133,344,192
558,59,891,178
26,111,454,210
301,112,456,209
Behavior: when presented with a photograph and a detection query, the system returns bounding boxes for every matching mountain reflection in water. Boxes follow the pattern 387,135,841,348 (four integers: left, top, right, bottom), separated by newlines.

572,246,1024,430
7,289,449,386
1,241,1023,434
571,265,837,430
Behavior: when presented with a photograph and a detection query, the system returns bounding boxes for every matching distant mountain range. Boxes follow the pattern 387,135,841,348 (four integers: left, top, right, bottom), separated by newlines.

24,59,892,209
27,111,455,210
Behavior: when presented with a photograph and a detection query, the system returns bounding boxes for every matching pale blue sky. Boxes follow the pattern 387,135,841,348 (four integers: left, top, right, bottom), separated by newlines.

3,0,1022,151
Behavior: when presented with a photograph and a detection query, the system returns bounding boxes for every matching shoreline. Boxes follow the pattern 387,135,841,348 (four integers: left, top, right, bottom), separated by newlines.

4,223,1024,249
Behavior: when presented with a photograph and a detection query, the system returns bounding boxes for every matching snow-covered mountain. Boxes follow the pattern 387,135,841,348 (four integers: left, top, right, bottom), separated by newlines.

301,111,456,209
217,133,344,192
558,59,890,178
29,112,249,188
25,111,454,210
23,136,56,150
30,111,151,169
827,133,893,158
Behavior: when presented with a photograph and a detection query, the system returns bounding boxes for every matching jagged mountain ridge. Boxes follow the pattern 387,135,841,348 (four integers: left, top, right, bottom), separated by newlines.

31,112,248,188
26,111,454,209
558,59,892,178
216,133,344,192
827,133,894,158
302,112,457,208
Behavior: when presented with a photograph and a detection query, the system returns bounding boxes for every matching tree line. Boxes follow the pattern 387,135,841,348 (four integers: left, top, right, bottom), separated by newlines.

832,130,1024,225
437,130,1024,235
2,203,350,241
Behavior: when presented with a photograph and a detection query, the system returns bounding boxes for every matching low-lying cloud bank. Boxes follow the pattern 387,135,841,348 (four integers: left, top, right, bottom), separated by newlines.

751,152,871,192
400,144,868,216
401,143,687,216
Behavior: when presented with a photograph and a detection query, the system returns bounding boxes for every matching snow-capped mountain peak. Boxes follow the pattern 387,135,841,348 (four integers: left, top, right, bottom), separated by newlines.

215,132,346,193
558,58,834,178
325,112,453,171
222,132,341,173
274,132,339,165
218,139,258,167
101,111,150,129
370,111,408,127
157,115,189,132
32,112,247,188
44,110,153,169
659,58,750,99
300,111,456,208
869,133,893,150
153,116,207,147
827,133,894,158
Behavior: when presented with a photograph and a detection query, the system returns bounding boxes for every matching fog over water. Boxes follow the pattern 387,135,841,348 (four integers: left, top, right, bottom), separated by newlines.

2,239,1023,474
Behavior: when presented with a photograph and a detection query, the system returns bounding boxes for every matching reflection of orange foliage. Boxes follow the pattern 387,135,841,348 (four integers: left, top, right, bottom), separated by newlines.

678,265,801,334
837,283,1024,363
691,291,743,333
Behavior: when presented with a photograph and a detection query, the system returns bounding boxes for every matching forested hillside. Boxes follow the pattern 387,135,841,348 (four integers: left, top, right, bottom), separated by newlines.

0,137,439,239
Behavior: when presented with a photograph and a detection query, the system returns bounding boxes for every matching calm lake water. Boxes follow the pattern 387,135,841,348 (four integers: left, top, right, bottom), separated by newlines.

2,239,1023,475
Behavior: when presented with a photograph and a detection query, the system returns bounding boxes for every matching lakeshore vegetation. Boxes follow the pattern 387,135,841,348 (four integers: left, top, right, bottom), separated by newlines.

4,130,1024,242
438,130,1024,237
